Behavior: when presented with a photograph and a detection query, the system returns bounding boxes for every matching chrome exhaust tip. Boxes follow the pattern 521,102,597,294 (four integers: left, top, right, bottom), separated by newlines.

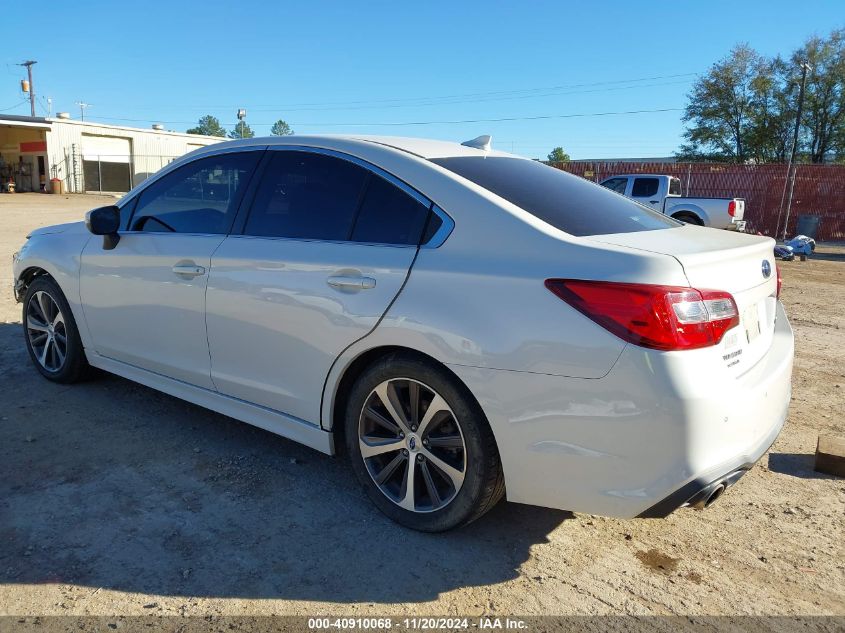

689,481,726,510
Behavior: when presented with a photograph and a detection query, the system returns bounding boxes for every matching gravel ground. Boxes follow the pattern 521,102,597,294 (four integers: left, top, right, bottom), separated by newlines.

0,193,843,617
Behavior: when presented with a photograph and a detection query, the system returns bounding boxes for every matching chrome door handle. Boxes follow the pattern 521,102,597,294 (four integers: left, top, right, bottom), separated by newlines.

327,275,376,290
172,264,206,277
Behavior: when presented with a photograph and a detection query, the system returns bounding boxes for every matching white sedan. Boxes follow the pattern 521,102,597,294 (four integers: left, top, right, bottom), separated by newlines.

12,135,794,531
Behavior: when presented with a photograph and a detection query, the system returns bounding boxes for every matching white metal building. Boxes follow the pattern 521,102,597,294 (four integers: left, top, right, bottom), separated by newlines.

0,114,223,194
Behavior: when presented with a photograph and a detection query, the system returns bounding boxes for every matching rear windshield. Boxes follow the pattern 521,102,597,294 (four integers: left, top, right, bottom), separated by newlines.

431,157,679,236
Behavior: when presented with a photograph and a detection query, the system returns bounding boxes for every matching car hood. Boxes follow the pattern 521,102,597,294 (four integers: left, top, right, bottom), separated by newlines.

27,221,87,239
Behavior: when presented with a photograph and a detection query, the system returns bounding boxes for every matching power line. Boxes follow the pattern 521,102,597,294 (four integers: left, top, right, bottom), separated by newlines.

244,79,696,113
75,71,702,114
85,106,683,128
214,72,702,110
0,99,29,112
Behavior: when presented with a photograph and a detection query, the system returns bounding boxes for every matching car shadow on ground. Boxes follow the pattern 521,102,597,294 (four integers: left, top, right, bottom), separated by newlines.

767,452,837,480
801,250,845,263
0,323,571,603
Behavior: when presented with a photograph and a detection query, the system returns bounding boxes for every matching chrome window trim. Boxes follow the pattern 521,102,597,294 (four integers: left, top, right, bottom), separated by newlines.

224,234,417,249
117,143,456,247
116,145,269,221
265,145,432,209
264,145,454,248
423,205,454,249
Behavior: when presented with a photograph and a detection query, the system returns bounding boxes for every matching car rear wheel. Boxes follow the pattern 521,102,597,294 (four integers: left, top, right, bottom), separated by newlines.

23,276,90,383
345,354,504,531
673,212,703,226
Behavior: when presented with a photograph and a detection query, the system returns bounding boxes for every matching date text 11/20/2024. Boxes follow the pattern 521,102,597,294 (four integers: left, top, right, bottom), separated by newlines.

307,617,528,630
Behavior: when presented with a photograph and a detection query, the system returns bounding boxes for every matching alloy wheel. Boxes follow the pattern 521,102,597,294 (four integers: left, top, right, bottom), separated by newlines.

26,290,68,372
358,378,467,513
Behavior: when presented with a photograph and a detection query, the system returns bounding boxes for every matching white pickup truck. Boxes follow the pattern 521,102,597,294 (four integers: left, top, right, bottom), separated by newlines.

600,174,746,231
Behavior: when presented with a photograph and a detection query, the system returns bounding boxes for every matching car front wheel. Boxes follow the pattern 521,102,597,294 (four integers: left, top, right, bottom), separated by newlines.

345,354,504,531
22,276,90,383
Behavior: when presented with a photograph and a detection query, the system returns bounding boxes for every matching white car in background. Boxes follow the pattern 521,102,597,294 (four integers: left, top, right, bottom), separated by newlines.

12,135,794,531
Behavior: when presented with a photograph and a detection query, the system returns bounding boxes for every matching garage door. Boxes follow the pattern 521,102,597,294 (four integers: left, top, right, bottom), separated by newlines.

83,135,132,192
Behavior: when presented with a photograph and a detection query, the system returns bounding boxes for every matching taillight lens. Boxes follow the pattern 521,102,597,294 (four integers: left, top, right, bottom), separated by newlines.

728,201,736,217
776,263,782,299
545,280,739,351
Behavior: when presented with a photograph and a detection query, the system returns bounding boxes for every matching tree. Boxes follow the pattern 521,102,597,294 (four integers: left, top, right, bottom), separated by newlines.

744,56,795,163
679,30,845,163
270,119,294,136
790,29,845,163
228,120,255,139
186,115,226,137
680,44,770,162
547,147,570,163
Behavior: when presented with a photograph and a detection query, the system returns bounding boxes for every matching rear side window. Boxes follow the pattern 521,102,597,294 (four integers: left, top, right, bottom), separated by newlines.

130,152,259,233
669,177,682,196
245,151,368,241
601,177,628,194
631,177,659,198
432,157,678,236
351,174,431,245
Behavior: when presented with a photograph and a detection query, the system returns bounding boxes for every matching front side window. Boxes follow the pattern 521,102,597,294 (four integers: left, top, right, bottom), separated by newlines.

631,177,660,198
432,157,678,237
601,177,628,194
244,151,368,241
129,152,260,233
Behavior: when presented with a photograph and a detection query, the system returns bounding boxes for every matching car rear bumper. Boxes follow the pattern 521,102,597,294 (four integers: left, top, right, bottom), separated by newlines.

448,302,794,518
636,410,783,517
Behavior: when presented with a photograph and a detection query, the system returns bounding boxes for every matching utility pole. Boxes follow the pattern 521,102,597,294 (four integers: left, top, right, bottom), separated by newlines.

75,101,92,121
780,61,811,241
18,60,36,117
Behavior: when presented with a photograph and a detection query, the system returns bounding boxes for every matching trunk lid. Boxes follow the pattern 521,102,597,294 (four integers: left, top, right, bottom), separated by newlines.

588,225,778,375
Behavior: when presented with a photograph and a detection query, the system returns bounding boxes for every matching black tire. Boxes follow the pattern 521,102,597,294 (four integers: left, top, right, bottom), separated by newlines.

22,276,91,384
673,212,703,226
345,353,504,532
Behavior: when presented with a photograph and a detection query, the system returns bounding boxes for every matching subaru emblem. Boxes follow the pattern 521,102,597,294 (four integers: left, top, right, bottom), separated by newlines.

762,260,772,278
409,436,417,450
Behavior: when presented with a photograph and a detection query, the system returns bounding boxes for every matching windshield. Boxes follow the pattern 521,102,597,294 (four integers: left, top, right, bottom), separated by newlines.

432,157,680,237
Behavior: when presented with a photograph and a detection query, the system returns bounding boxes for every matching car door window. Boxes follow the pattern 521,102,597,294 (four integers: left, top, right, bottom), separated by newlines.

129,152,260,234
350,174,431,245
601,177,628,194
669,178,682,196
631,177,659,198
244,151,369,241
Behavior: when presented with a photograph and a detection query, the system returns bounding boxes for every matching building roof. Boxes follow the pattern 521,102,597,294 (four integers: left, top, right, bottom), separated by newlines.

0,114,221,140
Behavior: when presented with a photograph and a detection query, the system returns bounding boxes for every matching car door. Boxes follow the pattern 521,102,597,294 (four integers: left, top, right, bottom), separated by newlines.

205,148,441,425
629,176,662,211
79,149,263,388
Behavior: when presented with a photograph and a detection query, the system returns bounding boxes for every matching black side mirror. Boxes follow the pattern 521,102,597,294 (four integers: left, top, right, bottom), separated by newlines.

85,206,121,250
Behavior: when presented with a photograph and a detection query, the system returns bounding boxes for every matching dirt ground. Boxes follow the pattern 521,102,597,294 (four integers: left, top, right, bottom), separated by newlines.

0,193,843,618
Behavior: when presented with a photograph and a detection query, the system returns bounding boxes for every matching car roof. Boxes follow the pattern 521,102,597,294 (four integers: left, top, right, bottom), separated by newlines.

206,134,518,160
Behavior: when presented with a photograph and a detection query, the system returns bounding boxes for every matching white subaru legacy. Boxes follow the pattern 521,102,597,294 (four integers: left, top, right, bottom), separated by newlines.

12,135,793,531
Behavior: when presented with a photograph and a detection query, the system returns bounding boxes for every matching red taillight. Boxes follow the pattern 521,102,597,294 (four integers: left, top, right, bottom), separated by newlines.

728,201,736,217
545,280,740,351
776,263,782,299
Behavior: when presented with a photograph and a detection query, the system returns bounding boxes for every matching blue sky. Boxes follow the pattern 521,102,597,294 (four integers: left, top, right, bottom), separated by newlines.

2,0,842,159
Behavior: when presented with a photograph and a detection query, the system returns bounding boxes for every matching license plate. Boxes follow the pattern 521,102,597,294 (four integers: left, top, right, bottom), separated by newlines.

744,304,761,343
